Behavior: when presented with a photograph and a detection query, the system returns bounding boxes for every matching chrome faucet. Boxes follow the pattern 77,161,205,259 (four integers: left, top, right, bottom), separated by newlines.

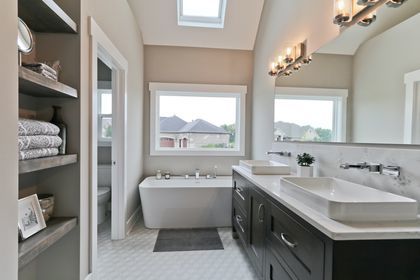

267,151,292,157
195,169,200,179
340,162,400,177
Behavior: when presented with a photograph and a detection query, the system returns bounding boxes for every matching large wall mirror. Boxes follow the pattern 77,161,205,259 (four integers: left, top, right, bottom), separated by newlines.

274,1,420,145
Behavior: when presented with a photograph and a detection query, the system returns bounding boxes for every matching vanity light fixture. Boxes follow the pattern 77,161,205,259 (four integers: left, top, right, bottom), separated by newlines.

333,0,407,28
269,42,312,77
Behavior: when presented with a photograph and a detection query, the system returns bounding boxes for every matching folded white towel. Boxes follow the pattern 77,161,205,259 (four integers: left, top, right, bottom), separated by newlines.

19,148,59,161
19,135,62,151
18,119,60,136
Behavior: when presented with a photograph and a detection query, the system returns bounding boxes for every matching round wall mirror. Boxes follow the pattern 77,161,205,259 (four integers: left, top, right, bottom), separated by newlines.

17,18,34,54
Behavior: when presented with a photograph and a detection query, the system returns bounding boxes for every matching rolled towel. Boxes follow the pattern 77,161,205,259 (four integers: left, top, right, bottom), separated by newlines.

19,135,62,150
18,119,60,136
19,148,59,161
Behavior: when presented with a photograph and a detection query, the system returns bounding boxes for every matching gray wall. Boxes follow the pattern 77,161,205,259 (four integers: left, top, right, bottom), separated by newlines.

352,14,420,143
143,45,254,176
0,0,18,278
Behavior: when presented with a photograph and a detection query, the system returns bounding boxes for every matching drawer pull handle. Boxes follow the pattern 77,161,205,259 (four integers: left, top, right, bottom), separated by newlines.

235,215,245,233
280,233,297,248
235,186,246,201
257,204,265,223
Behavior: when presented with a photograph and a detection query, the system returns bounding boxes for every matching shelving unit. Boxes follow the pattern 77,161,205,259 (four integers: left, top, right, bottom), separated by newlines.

18,0,78,34
19,154,78,174
19,67,78,98
17,0,81,277
18,217,78,269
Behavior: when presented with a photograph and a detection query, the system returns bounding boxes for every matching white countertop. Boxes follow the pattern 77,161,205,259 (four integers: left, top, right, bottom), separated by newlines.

233,166,420,241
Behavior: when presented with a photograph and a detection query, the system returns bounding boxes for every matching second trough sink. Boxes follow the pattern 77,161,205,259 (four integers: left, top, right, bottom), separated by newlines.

240,160,291,175
280,177,418,222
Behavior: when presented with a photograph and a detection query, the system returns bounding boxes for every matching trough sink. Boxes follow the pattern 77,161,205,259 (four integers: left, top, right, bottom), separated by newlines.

240,160,291,175
280,177,418,222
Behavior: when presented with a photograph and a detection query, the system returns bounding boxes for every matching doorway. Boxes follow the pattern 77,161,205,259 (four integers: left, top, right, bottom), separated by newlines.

89,17,128,276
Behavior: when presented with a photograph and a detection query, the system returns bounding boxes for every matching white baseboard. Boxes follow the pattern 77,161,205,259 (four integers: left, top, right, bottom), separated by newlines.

126,207,141,235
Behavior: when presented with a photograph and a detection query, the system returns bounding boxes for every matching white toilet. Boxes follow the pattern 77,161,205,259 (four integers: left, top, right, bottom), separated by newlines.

98,164,112,225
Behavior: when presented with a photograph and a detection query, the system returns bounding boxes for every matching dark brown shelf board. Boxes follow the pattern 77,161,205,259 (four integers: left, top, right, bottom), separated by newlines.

18,217,77,269
19,154,78,174
18,0,77,33
19,67,78,98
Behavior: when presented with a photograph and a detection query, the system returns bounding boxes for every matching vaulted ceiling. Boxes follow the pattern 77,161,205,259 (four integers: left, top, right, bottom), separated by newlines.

127,0,265,50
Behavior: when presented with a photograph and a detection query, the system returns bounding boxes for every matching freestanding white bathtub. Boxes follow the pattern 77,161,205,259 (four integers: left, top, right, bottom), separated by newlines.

139,176,232,229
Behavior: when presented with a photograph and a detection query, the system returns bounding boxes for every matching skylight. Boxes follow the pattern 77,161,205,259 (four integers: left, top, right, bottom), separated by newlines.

177,0,227,29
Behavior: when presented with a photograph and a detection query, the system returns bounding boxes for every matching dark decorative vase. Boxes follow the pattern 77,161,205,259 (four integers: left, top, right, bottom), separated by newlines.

50,106,67,155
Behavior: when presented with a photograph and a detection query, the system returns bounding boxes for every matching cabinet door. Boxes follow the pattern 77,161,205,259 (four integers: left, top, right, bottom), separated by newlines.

265,248,295,280
249,187,266,276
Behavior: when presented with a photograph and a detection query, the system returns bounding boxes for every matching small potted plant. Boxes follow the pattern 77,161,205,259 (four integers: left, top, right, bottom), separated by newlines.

296,153,315,177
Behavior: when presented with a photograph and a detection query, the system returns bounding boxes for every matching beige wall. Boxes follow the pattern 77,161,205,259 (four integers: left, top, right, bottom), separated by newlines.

80,0,144,277
252,0,339,159
144,45,253,176
0,0,18,278
352,14,420,143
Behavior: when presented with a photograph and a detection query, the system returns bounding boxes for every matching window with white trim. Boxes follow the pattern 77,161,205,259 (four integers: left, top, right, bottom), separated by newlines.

274,87,348,142
149,83,246,156
177,0,227,28
98,89,112,144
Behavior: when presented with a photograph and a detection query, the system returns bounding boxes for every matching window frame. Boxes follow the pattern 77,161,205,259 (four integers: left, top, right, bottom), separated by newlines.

275,87,348,142
149,82,247,156
98,89,112,146
177,0,227,29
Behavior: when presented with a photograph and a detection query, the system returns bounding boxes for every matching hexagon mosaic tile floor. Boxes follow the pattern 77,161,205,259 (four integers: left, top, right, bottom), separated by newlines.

96,219,259,280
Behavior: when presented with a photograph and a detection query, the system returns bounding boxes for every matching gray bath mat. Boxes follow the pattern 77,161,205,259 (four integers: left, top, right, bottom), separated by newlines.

153,228,224,252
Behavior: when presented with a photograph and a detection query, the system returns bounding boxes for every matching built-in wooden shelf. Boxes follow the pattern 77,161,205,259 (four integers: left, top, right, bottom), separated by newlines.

18,217,77,269
19,154,78,174
18,0,77,33
19,67,78,99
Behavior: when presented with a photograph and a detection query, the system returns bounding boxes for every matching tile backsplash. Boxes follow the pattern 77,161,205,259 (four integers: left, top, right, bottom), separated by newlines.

271,142,420,210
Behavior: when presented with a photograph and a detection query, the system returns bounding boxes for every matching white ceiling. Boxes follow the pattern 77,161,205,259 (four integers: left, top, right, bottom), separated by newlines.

127,0,265,50
318,1,420,55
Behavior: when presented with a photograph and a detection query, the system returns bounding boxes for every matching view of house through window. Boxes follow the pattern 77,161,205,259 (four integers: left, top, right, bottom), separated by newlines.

158,94,237,150
274,98,335,142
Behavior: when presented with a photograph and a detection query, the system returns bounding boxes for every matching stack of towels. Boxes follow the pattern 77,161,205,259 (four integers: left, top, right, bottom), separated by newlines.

22,62,58,81
18,119,62,161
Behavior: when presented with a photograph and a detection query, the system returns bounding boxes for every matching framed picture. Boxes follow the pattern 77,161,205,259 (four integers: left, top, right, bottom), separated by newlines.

18,194,46,240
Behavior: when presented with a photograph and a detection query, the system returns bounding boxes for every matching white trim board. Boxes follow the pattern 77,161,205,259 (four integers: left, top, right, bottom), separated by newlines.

126,207,141,235
88,16,128,277
404,69,420,144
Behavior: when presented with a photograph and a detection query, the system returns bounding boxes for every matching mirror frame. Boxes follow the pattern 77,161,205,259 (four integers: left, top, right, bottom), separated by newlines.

18,18,34,54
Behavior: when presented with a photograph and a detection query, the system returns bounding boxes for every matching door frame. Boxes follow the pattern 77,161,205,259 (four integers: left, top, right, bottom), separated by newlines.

404,69,420,144
88,16,128,275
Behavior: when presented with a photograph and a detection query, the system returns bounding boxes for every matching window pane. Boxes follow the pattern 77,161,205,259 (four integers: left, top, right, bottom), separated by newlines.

159,95,237,150
101,117,112,139
274,98,334,142
182,0,221,17
101,93,112,114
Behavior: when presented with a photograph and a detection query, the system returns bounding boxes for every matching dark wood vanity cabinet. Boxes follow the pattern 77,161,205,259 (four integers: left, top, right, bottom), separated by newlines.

232,170,420,280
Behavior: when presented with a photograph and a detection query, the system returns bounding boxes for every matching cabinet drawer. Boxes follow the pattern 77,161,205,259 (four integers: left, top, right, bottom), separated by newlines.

265,247,295,280
232,197,248,244
233,174,248,213
267,202,324,280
